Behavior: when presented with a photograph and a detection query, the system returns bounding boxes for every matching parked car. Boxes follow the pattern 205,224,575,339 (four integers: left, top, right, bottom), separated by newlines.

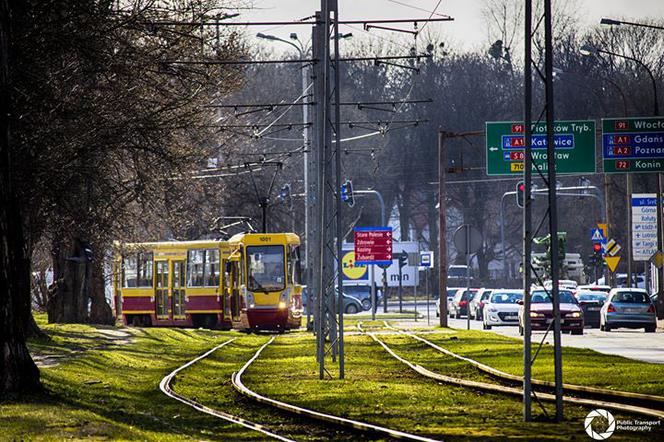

576,291,608,328
449,288,479,319
448,265,471,285
651,293,662,316
596,274,646,289
343,285,383,311
544,279,578,291
469,288,493,320
600,288,656,332
302,288,364,315
518,289,584,335
436,287,461,317
576,285,612,296
482,290,523,329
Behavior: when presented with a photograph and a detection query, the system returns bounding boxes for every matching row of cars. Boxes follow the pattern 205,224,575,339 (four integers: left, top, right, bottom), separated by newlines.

302,286,383,315
438,284,658,334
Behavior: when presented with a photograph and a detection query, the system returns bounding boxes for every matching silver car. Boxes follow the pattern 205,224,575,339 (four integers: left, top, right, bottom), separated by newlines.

600,288,656,333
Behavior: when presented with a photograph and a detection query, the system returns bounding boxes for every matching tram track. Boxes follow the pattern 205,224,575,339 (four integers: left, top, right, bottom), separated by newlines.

159,338,295,442
382,321,664,409
232,336,443,442
358,321,664,420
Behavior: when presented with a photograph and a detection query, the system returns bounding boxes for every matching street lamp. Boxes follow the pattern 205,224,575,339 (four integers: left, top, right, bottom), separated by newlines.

581,41,662,296
600,17,664,31
579,44,658,115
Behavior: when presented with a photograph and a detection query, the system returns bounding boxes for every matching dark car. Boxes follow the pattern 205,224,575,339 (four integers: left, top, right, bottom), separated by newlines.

449,288,479,319
343,285,383,311
302,288,364,315
576,291,608,328
519,289,583,335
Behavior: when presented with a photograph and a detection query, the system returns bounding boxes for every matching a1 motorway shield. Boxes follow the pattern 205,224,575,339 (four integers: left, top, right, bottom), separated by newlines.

602,117,664,173
485,120,596,176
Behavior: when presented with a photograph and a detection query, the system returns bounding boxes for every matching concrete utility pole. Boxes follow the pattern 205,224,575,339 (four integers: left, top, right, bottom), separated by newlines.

438,130,448,327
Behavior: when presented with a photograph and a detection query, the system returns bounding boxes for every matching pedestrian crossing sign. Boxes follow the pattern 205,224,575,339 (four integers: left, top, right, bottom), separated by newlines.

590,228,606,243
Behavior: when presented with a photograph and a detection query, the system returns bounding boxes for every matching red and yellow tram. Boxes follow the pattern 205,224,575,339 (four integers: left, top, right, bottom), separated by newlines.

113,233,303,331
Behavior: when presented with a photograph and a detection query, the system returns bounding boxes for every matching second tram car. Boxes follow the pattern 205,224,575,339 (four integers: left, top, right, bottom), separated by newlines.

114,233,303,331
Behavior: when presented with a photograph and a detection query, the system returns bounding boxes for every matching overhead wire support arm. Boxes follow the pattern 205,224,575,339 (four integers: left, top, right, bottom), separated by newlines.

142,17,454,28
206,98,431,108
365,24,419,35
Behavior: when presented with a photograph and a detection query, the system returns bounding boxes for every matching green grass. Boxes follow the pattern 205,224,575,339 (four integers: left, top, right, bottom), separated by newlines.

408,327,664,396
243,332,658,441
4,315,662,441
172,334,374,441
0,315,270,441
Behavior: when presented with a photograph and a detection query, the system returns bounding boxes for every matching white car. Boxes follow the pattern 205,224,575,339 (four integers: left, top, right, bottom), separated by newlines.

482,290,524,329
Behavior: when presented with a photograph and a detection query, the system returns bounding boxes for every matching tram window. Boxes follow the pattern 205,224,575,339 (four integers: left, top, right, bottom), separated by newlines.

246,245,285,292
187,250,205,286
137,253,153,287
187,249,220,287
123,253,153,288
205,249,220,286
123,256,138,288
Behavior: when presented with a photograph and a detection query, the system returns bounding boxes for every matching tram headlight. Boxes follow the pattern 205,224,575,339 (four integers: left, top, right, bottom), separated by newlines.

278,301,287,309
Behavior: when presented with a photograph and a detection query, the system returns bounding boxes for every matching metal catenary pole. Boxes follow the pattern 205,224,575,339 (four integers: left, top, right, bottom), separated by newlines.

522,0,533,422
543,0,564,422
312,10,326,376
332,0,345,379
438,130,449,326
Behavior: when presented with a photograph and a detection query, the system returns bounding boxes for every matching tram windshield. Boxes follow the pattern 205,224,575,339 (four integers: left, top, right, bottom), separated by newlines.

246,245,285,292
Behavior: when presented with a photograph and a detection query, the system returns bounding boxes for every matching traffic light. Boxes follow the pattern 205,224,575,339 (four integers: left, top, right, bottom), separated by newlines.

340,180,354,207
396,251,408,268
593,243,602,255
516,181,525,208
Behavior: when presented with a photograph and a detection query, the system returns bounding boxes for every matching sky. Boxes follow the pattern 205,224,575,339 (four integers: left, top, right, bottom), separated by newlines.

238,0,664,54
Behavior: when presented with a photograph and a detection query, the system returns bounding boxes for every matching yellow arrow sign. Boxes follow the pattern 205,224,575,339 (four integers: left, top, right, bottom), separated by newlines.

597,223,608,239
604,256,621,273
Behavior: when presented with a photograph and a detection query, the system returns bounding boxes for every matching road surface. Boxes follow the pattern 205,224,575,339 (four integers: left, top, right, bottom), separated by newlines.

383,301,664,364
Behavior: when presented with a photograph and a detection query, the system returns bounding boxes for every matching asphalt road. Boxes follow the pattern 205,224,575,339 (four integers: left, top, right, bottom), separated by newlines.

385,301,664,364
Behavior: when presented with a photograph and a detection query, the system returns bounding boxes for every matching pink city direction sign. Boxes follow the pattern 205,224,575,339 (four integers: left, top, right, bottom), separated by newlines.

354,227,393,265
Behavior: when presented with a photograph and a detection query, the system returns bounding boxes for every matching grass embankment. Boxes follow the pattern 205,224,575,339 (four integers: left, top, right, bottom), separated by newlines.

407,327,664,396
243,332,657,441
0,315,265,441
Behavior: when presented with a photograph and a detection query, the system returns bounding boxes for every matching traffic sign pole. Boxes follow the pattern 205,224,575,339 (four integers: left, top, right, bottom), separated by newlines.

466,226,471,331
370,264,376,321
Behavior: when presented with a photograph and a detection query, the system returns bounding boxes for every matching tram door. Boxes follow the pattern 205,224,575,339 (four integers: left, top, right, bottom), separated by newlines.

171,261,186,320
155,261,169,319
229,260,241,322
222,260,231,322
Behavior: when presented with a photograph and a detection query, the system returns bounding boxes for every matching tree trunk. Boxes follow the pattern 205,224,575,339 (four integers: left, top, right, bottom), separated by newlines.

0,0,41,396
89,258,113,325
47,238,90,323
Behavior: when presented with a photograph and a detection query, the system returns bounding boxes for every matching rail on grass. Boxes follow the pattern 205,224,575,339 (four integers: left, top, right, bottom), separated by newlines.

232,336,443,442
384,321,664,408
159,338,295,442
364,323,664,420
